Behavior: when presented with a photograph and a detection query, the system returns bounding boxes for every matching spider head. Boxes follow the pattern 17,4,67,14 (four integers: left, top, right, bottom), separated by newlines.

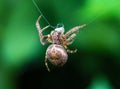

54,23,65,34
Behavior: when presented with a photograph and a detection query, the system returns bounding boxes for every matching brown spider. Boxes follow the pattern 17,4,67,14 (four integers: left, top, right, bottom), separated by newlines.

36,15,86,71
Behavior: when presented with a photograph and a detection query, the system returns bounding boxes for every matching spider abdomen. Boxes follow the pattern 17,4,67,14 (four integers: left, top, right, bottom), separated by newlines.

46,44,68,66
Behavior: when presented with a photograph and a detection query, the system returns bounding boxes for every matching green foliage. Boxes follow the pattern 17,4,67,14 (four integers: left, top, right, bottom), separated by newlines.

0,0,120,89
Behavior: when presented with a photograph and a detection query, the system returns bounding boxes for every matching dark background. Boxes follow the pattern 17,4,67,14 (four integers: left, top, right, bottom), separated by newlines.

0,0,120,89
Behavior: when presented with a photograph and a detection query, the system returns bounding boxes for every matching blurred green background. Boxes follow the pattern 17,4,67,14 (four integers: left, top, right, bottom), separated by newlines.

0,0,120,89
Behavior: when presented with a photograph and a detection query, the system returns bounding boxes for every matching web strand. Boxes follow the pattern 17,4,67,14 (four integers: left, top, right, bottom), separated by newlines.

86,12,105,26
32,0,55,29
86,0,117,26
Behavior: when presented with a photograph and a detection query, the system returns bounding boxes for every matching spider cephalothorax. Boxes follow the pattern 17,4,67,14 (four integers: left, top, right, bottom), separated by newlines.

36,15,86,71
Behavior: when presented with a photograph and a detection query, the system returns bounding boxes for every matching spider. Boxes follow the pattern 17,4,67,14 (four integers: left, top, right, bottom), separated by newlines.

36,15,86,71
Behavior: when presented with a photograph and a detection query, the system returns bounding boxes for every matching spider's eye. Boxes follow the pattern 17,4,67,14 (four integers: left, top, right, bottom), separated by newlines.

56,23,64,28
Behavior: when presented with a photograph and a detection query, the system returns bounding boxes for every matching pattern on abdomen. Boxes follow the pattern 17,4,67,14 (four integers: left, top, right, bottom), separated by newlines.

46,44,68,66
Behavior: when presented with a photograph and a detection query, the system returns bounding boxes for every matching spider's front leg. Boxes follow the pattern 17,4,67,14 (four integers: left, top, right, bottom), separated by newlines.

36,15,50,45
64,24,86,53
64,24,86,38
65,24,86,45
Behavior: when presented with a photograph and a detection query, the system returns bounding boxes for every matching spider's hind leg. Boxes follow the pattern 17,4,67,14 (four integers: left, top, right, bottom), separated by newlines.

45,56,50,72
64,46,77,54
67,49,77,53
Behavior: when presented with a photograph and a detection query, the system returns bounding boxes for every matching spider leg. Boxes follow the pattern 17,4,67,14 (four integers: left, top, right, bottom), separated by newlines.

64,33,79,53
65,24,86,46
64,46,77,53
36,15,50,45
67,33,76,41
64,24,86,38
66,39,74,45
66,32,79,45
66,48,77,53
45,56,50,72
42,25,50,32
